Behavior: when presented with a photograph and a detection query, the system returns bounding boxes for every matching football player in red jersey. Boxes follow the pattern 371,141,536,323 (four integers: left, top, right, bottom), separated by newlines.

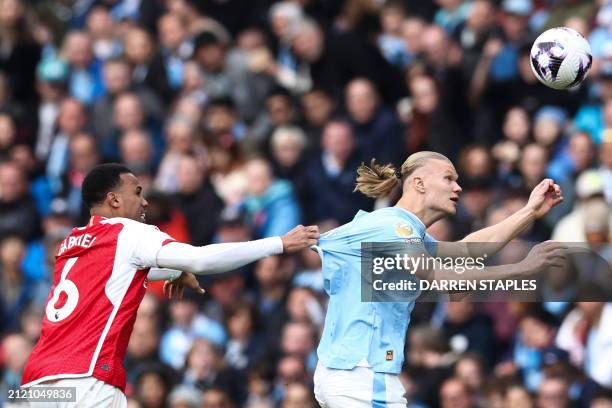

22,163,318,407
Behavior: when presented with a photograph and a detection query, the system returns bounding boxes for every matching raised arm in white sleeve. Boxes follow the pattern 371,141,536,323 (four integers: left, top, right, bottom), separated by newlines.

154,237,284,276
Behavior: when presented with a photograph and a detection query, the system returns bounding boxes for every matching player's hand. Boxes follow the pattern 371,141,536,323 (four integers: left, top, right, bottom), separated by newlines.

163,272,205,300
281,225,320,253
518,241,567,275
526,178,563,218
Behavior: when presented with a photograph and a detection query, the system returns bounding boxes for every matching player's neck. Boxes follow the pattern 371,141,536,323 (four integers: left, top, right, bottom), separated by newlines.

90,207,117,219
394,196,442,228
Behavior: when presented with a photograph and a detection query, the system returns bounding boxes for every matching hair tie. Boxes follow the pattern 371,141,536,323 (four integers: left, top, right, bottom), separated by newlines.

395,169,402,180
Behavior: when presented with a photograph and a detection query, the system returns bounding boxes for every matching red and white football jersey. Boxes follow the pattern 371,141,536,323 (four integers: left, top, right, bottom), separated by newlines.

22,216,175,391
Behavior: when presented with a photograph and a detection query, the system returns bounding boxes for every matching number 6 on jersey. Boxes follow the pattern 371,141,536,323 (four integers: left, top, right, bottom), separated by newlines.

46,257,80,322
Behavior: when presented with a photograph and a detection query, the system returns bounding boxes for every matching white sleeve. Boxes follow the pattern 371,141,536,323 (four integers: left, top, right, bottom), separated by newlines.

147,268,182,281
155,237,283,275
125,221,176,268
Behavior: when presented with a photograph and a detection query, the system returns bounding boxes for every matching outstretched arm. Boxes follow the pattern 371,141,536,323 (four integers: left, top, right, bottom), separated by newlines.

156,237,284,274
439,179,563,258
149,225,319,297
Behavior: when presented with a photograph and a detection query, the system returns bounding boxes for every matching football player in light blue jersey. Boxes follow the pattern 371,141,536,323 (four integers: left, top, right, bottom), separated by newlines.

313,151,566,407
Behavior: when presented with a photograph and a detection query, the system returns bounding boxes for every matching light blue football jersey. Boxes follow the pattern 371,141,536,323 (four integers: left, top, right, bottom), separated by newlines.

316,207,437,374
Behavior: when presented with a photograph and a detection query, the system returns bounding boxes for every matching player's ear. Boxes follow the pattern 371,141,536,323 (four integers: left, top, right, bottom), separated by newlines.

107,191,121,208
413,176,425,193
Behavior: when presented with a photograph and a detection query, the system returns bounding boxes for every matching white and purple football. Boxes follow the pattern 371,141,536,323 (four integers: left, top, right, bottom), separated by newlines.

530,27,592,90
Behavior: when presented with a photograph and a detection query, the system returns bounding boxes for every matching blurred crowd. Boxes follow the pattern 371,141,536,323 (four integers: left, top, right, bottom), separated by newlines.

0,0,611,407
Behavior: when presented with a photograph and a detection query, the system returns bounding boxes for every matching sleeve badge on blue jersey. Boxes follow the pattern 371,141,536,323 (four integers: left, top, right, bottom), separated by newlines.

394,223,413,238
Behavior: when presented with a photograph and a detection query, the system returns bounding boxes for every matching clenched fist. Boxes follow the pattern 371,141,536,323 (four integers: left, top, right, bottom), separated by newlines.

281,225,320,253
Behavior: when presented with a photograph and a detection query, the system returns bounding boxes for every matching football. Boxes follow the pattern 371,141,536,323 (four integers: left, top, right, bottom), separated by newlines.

530,27,592,90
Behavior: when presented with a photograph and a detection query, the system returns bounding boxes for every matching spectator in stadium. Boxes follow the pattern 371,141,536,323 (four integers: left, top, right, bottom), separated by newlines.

591,389,612,408
286,287,324,329
254,256,292,344
406,325,454,407
44,98,88,195
553,170,611,241
434,0,471,34
509,143,574,228
165,0,231,42
268,2,303,75
62,133,100,224
251,87,298,148
0,0,40,104
34,57,69,157
192,30,259,121
291,18,404,102
556,302,612,389
300,88,336,150
93,58,164,143
0,236,44,330
281,382,317,408
133,364,174,408
125,316,163,387
204,271,247,322
502,307,569,392
123,26,173,104
377,1,411,69
85,6,121,62
202,387,235,408
439,377,474,408
155,116,202,194
157,13,193,90
299,120,374,225
269,125,307,185
111,92,164,163
182,339,245,404
457,144,496,180
450,175,495,239
442,302,497,365
453,0,497,69
119,129,155,182
548,130,596,182
345,78,405,166
243,157,300,238
505,383,534,408
203,97,246,151
61,30,104,105
0,161,40,241
0,333,32,403
405,74,468,160
168,385,203,408
454,352,487,404
223,300,266,372
179,61,207,107
536,375,571,408
175,154,223,246
274,355,309,403
503,106,531,147
160,294,226,370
